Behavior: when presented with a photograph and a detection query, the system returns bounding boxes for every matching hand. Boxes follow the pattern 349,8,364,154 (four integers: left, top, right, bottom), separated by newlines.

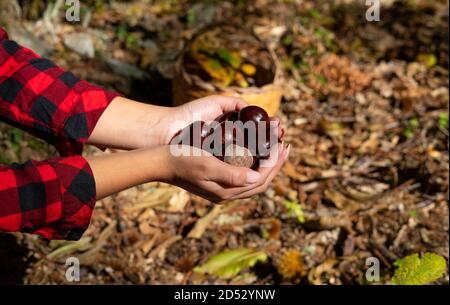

160,95,249,145
162,143,289,202
89,95,249,150
88,94,288,202
87,142,289,202
162,95,284,145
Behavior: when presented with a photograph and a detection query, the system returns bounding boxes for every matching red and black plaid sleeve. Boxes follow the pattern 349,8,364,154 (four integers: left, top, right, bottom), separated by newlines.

0,27,118,240
0,156,96,240
0,27,119,155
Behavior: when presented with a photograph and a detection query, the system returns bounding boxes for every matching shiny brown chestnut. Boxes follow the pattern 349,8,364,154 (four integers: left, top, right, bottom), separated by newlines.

170,120,212,148
218,121,245,146
238,105,269,124
169,106,281,169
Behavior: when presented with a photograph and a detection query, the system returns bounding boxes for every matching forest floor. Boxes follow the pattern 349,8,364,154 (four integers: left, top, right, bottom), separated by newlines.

0,0,448,284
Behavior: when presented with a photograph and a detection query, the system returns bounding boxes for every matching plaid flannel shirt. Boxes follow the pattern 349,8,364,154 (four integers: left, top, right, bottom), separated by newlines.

0,27,119,240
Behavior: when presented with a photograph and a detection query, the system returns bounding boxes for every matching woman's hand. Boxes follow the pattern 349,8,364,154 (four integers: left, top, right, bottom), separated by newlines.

162,143,289,202
88,143,289,202
88,95,249,150
159,95,249,145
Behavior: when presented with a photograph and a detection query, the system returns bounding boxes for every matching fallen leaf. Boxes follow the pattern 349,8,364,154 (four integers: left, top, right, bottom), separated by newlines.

194,248,268,278
392,252,447,285
241,63,256,76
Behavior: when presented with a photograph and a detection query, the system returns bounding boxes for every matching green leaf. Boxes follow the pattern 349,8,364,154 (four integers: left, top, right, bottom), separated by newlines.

308,8,322,20
408,117,420,129
283,200,305,224
408,210,417,218
314,74,327,85
281,34,293,46
117,26,128,41
416,53,437,68
193,248,268,278
217,48,241,69
438,113,449,130
392,252,447,285
404,117,420,138
186,8,196,27
403,127,413,139
313,28,328,39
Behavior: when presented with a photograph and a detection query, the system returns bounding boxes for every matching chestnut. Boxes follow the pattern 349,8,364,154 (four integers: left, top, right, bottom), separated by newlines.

238,105,269,124
169,105,282,169
223,144,256,169
258,127,279,159
218,121,245,146
171,120,212,148
203,121,242,157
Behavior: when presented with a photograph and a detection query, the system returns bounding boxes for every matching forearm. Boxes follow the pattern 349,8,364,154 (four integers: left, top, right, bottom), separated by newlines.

86,146,171,199
88,96,173,150
0,26,119,156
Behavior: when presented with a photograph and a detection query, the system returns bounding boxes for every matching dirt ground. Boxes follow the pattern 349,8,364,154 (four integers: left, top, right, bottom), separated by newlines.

0,0,448,284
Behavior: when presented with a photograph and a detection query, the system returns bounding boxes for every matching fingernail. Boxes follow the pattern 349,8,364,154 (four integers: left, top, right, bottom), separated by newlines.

284,144,291,161
279,141,285,156
246,171,261,184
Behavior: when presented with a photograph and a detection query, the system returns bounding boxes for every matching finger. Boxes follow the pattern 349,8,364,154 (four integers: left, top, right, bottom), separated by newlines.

230,146,289,199
222,142,284,188
205,157,260,187
258,142,284,169
213,95,248,112
268,117,284,140
234,99,249,111
269,116,280,125
174,180,224,203
219,164,280,200
215,144,286,198
280,126,285,139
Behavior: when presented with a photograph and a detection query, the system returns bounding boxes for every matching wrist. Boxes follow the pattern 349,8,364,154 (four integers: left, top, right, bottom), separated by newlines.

149,145,175,182
144,107,177,147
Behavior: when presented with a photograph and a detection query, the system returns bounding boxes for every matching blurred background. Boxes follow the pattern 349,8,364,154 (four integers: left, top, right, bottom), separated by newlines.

0,0,448,284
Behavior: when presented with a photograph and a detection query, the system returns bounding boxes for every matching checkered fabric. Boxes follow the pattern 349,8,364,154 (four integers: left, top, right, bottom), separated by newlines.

0,27,119,240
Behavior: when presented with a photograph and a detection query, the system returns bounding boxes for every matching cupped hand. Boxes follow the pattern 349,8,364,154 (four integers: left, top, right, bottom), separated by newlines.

161,95,248,144
163,95,284,144
162,143,289,203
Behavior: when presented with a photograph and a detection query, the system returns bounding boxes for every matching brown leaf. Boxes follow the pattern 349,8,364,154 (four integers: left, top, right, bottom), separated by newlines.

324,189,361,212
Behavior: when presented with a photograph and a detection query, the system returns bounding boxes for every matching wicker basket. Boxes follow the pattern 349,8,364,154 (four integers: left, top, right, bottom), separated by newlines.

172,24,282,116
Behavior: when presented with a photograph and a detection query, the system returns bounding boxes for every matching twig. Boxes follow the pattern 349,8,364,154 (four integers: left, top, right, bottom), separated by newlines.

187,204,223,239
187,201,241,238
148,235,182,260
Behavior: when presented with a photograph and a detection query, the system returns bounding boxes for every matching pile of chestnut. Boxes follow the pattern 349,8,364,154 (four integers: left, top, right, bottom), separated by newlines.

170,105,282,169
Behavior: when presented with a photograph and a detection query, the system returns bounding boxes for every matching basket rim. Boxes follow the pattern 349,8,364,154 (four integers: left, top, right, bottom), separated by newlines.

174,22,283,93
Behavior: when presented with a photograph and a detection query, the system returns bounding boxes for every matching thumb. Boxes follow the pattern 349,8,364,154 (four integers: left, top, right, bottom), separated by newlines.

206,159,260,186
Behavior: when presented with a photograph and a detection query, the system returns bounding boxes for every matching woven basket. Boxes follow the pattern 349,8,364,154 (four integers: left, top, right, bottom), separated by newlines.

172,24,282,116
